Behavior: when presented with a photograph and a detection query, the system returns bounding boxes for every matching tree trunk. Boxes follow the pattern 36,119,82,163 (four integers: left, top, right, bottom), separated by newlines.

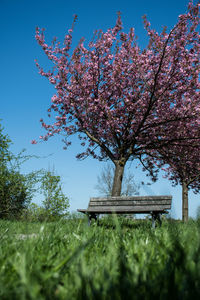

182,181,189,222
111,161,125,196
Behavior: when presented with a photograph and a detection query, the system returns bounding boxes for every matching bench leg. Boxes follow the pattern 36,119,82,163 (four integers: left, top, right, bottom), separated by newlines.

152,215,156,229
151,213,162,228
88,213,97,226
157,214,162,226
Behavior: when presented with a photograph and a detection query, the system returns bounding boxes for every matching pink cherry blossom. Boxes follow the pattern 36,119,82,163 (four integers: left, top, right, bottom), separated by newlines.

33,2,200,197
31,140,37,144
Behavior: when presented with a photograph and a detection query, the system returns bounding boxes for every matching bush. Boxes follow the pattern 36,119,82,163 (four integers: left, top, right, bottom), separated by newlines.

0,167,31,219
0,121,42,219
40,169,70,220
20,203,69,222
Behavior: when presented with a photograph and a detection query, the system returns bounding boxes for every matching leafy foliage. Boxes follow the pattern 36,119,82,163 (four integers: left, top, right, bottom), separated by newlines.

0,122,12,166
20,203,48,222
40,169,70,220
0,167,31,219
0,122,42,219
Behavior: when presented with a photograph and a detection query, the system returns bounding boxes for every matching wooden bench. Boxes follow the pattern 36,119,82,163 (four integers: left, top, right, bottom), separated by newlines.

77,195,172,228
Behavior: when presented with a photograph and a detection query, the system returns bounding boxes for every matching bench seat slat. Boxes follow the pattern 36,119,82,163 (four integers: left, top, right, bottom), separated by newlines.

90,196,172,201
86,205,171,212
89,200,171,206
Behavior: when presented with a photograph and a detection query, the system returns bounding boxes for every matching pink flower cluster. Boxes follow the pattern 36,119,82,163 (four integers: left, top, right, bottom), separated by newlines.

33,2,200,177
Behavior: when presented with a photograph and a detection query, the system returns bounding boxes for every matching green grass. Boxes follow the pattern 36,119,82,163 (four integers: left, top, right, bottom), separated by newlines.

1,217,200,299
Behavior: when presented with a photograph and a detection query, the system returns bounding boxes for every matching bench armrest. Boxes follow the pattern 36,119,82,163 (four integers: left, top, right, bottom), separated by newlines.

77,209,87,214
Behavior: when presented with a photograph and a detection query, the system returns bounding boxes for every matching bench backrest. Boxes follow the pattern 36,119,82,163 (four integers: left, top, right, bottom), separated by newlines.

87,195,172,213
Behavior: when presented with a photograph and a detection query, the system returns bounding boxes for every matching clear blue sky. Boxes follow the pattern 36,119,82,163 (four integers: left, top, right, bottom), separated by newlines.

1,0,199,218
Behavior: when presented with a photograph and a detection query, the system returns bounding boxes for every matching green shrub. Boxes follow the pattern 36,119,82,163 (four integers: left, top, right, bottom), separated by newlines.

0,121,43,219
0,167,31,219
40,169,70,220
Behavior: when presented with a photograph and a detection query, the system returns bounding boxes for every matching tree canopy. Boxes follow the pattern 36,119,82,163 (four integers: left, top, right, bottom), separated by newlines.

33,2,200,196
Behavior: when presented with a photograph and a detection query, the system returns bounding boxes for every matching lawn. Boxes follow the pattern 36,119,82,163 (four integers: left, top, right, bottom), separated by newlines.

0,217,200,299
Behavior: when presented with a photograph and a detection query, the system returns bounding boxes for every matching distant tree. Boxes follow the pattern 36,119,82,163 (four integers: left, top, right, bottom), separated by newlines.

0,168,27,218
95,163,139,196
40,168,70,220
144,141,200,222
0,121,12,166
33,3,200,197
196,205,200,220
